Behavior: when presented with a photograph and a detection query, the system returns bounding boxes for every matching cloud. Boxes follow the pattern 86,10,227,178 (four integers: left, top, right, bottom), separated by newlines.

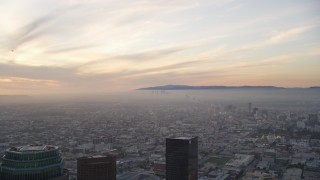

0,75,63,94
44,44,98,54
0,59,203,91
120,60,203,77
235,25,314,52
268,26,314,44
0,62,77,81
0,76,60,89
9,14,56,50
114,46,188,61
79,34,228,72
78,59,204,80
0,0,319,93
230,55,296,69
78,45,192,72
6,5,81,51
0,62,117,92
226,48,320,70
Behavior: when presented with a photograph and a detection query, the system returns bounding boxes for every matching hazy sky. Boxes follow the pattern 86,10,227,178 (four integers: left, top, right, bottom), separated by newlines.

0,0,319,94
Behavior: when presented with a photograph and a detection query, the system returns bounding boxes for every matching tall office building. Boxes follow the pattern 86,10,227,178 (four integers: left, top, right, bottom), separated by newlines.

248,102,252,114
0,144,68,180
166,137,198,180
77,155,116,180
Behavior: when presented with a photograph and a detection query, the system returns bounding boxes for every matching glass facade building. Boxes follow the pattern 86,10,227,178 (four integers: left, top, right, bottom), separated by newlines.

166,137,198,180
77,155,116,180
0,145,64,180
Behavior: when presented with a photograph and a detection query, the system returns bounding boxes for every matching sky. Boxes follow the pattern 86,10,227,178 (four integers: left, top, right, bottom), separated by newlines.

0,0,319,94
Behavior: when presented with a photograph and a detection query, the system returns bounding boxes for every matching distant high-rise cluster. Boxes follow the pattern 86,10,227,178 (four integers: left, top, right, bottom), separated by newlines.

0,145,68,180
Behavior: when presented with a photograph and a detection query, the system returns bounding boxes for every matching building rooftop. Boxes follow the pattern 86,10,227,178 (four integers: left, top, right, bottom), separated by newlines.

8,145,58,152
78,154,116,160
168,137,196,140
20,145,47,151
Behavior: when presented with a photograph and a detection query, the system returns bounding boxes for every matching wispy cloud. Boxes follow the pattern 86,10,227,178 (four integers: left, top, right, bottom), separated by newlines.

223,48,320,71
268,26,314,44
83,46,189,66
44,44,98,54
9,15,55,50
0,62,76,81
0,76,59,88
235,25,314,52
4,4,82,50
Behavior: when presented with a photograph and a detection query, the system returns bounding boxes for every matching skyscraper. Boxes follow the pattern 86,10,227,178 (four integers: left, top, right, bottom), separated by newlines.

166,137,198,180
0,144,68,180
77,155,116,180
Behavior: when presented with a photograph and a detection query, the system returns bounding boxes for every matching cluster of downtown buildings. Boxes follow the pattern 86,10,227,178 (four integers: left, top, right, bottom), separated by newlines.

0,137,198,180
0,95,320,180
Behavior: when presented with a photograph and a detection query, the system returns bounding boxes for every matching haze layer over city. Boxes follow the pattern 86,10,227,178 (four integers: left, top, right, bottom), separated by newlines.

0,0,320,180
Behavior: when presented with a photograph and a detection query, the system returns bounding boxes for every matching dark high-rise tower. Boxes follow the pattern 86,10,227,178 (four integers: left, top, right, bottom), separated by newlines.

166,137,198,180
77,155,116,180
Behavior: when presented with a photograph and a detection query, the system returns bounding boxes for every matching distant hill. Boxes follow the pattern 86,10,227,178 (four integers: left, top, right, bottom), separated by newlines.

137,85,286,90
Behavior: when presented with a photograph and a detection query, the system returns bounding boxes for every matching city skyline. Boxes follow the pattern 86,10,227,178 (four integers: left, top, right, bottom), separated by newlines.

0,0,320,94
